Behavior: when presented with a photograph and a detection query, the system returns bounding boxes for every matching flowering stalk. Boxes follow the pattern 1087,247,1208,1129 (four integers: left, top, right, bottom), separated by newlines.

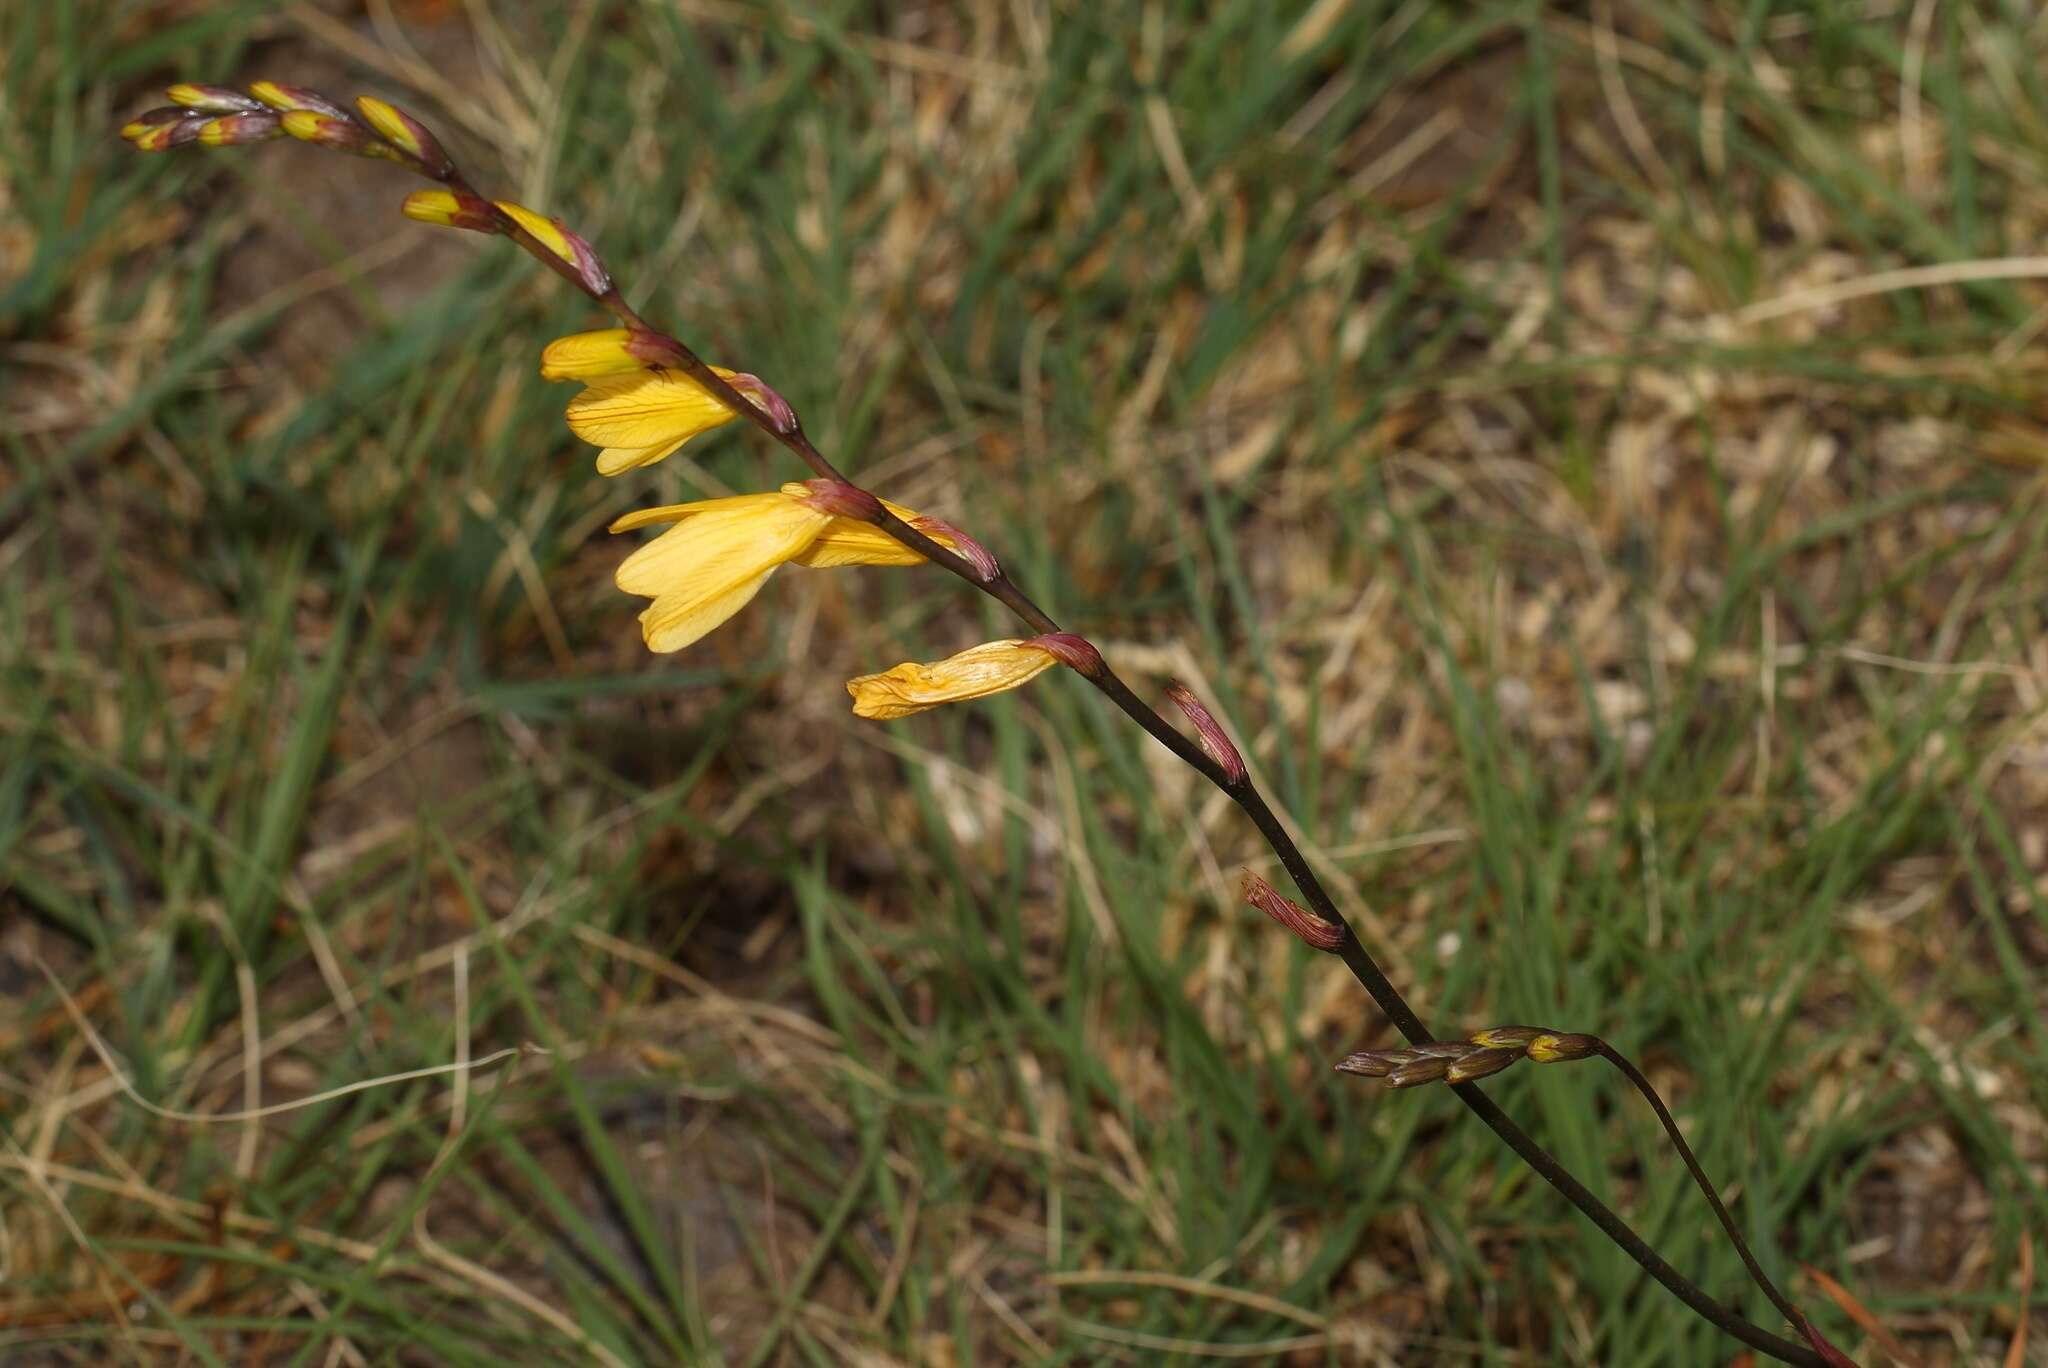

124,83,1844,1367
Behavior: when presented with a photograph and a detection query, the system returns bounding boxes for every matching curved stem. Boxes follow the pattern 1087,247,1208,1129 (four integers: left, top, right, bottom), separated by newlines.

1595,1040,1807,1332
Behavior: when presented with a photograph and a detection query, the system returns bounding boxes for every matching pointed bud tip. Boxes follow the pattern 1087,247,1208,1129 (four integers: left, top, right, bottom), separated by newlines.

800,480,882,521
911,517,999,582
1334,1051,1402,1078
1028,633,1104,677
725,372,797,432
354,94,452,176
1239,869,1344,952
1164,682,1247,784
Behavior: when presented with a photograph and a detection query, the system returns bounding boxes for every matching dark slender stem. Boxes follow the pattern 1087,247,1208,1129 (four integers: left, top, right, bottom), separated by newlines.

420,143,1820,1368
1596,1040,1807,1333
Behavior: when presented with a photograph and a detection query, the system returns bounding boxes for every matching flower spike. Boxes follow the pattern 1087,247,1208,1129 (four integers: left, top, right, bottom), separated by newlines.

117,69,1857,1365
1333,1024,1610,1093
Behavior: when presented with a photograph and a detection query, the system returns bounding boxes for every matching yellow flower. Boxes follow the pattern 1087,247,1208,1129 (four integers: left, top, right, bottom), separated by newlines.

565,366,745,475
845,640,1062,720
545,330,767,476
540,329,643,381
609,482,954,653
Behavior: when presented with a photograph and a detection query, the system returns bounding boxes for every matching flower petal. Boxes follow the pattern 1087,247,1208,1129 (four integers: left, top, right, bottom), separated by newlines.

846,640,1059,720
614,496,829,653
567,368,742,469
541,329,642,381
640,567,776,654
608,492,788,535
593,436,694,477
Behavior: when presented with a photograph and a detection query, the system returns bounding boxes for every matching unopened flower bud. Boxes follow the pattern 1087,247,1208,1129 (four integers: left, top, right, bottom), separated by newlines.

1387,1054,1454,1088
1164,682,1246,784
800,480,882,521
724,373,797,433
280,109,376,154
1468,1025,1546,1050
167,84,266,114
402,189,499,234
1409,1041,1477,1058
354,95,452,177
121,109,206,151
911,517,999,581
1445,1046,1523,1084
248,82,353,119
494,201,578,267
1029,632,1105,678
560,223,613,296
1334,1050,1406,1078
1527,1032,1599,1064
1239,870,1344,951
197,112,282,146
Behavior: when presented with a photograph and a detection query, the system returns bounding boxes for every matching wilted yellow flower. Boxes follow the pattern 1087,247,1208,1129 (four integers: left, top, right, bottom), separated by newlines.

845,640,1062,720
609,482,953,653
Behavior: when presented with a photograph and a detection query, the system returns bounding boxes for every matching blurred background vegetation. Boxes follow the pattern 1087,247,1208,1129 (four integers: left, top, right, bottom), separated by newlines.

4,1,2045,1363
